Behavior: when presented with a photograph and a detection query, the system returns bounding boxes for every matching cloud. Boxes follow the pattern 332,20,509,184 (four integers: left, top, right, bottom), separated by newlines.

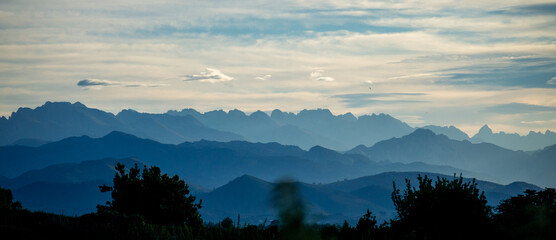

77,79,119,87
77,79,165,89
520,120,556,125
333,92,427,108
547,77,556,85
310,69,335,82
506,3,556,16
183,68,234,83
255,74,272,81
484,102,556,114
433,58,556,88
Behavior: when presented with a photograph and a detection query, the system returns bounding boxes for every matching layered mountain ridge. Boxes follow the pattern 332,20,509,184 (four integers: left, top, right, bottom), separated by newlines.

3,101,554,151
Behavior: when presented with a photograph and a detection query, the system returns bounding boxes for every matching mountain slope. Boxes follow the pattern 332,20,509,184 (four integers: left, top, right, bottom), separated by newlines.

12,180,110,216
116,109,242,144
421,125,470,141
0,101,127,145
199,175,385,224
0,158,145,189
0,131,177,178
324,172,542,206
348,129,555,187
200,173,541,224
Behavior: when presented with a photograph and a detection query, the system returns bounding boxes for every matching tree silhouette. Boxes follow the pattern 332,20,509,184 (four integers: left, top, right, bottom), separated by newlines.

390,174,492,240
356,209,377,239
0,186,21,210
495,188,556,239
98,163,202,227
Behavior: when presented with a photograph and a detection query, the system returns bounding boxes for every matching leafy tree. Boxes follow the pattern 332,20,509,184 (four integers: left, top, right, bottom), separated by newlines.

220,217,234,229
494,188,556,239
390,174,492,240
338,220,356,239
356,209,377,239
0,186,21,210
99,163,202,227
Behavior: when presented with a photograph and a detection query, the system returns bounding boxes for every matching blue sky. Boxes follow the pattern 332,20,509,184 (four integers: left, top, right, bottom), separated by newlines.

0,0,555,135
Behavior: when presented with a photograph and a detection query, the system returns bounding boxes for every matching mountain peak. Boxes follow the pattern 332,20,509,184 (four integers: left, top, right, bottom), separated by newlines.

250,110,268,118
478,125,493,135
271,109,283,116
102,131,140,140
308,145,335,154
228,109,246,117
223,174,271,189
298,108,333,118
411,128,436,137
42,101,83,108
402,128,451,142
339,112,357,122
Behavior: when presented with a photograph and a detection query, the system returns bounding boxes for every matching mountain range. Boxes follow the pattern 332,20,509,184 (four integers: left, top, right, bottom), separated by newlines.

2,164,541,224
2,101,554,151
0,101,241,146
0,101,554,223
0,131,471,188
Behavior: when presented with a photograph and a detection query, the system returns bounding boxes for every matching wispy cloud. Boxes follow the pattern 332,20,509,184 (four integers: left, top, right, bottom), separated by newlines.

183,68,234,83
484,102,556,114
310,69,335,82
505,3,556,16
255,74,272,81
333,92,427,108
77,79,164,89
77,79,119,87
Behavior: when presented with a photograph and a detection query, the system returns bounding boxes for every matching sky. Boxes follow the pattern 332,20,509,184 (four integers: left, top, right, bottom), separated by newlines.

0,0,555,135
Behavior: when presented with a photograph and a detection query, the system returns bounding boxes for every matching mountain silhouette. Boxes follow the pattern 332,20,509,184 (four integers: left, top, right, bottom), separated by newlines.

198,173,540,224
169,108,414,150
0,131,470,188
2,102,554,151
0,101,242,146
421,125,470,141
12,180,110,216
0,157,145,189
470,124,556,151
0,102,126,145
116,109,242,143
324,172,541,210
4,164,542,222
348,129,555,188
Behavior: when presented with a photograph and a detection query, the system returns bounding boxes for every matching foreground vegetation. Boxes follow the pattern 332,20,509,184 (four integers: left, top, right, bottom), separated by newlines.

1,164,555,239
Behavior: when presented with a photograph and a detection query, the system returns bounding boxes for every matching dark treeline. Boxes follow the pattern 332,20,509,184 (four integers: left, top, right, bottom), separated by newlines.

1,164,555,240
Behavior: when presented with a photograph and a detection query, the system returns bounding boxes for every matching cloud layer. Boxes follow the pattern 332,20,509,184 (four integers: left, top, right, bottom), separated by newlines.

0,0,555,134
484,102,556,114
